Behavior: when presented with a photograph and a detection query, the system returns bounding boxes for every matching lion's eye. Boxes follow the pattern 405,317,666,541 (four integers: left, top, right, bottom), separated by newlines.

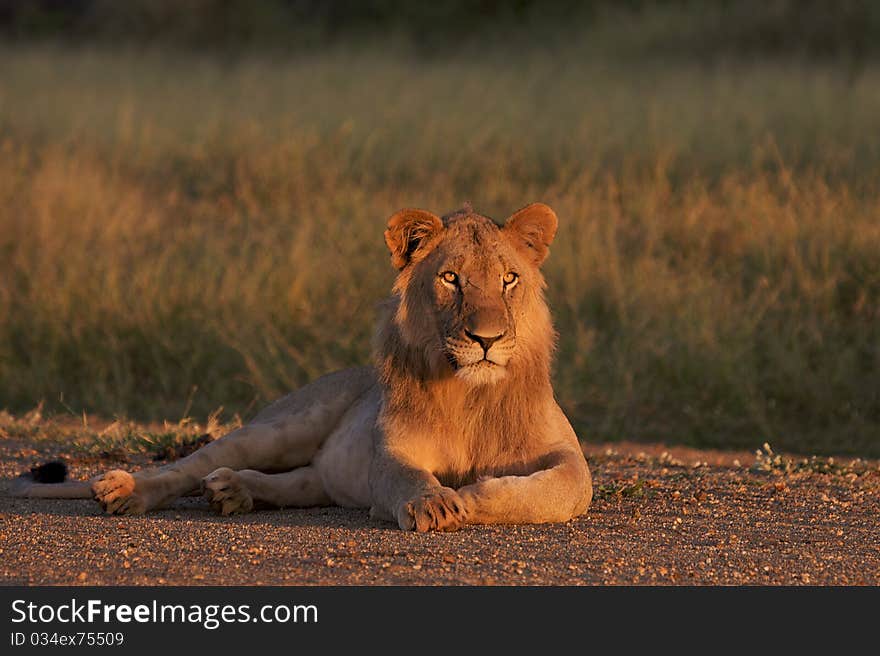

503,271,519,288
440,271,459,286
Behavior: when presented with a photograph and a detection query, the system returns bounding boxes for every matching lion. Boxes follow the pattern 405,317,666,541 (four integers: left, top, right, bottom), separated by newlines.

12,203,592,531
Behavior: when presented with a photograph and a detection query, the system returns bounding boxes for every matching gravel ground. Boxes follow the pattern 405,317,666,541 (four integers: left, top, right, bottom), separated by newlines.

1,439,878,585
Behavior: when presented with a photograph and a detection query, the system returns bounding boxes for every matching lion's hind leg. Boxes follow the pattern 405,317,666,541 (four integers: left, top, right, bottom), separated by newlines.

91,367,375,516
89,421,284,515
201,466,330,515
92,470,147,514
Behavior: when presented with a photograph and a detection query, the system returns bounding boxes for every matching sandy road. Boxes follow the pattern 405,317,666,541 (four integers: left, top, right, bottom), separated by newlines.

1,441,877,585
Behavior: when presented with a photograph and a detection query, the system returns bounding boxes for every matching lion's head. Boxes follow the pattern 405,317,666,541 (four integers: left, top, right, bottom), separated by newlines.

377,203,558,388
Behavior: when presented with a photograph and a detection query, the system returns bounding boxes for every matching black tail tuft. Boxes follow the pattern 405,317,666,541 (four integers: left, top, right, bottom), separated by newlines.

29,460,68,484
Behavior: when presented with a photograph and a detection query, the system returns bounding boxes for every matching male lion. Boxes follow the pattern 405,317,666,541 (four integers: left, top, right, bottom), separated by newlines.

13,203,592,531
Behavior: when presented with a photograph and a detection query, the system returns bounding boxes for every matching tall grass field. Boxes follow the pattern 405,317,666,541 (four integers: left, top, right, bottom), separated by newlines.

1,44,879,456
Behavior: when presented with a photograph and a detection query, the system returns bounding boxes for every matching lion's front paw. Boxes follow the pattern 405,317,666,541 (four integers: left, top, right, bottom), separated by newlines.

202,468,253,516
398,487,468,532
92,470,146,515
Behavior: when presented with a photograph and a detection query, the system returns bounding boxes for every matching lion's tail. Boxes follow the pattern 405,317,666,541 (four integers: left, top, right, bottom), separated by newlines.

8,460,96,499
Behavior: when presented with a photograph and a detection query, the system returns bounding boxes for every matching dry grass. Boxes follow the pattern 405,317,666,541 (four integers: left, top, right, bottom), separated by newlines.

1,45,879,456
0,403,240,462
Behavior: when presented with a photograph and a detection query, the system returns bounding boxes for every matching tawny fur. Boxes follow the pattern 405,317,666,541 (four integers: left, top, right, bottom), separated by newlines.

375,212,557,485
9,203,592,532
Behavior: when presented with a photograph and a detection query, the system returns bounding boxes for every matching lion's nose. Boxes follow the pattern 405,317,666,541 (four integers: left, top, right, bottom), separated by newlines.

464,329,505,352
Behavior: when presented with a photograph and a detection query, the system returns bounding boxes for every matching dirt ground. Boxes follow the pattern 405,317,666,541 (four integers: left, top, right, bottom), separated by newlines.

0,438,878,586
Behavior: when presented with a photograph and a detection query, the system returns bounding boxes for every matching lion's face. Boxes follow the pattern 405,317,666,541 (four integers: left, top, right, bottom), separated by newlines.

383,203,558,386
424,219,529,384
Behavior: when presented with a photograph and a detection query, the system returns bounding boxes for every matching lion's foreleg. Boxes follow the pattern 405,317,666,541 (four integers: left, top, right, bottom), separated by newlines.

369,447,469,532
457,450,592,525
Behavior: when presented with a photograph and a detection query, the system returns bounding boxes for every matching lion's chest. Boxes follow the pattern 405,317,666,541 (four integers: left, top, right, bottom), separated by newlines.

432,422,537,487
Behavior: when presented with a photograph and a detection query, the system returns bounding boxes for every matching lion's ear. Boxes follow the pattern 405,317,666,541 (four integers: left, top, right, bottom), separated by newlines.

504,203,558,266
384,208,443,270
